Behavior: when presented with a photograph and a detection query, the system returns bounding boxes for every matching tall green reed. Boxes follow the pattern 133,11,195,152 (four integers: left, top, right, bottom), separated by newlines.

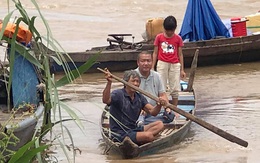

0,0,99,162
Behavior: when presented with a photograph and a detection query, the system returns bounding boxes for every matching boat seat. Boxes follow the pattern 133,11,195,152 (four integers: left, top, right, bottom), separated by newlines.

179,91,195,105
168,91,195,105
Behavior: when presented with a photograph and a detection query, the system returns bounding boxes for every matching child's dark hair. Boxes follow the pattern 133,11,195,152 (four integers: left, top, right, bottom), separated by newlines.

163,15,177,31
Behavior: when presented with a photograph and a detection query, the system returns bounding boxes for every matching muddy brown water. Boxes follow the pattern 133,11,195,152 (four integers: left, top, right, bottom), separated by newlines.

1,0,260,162
51,62,260,163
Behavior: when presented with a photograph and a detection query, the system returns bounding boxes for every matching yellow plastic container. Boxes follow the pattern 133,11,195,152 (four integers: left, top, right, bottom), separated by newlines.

245,13,260,33
145,18,164,42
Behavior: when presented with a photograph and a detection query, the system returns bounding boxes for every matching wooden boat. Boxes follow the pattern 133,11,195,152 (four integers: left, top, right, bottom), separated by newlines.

100,83,196,159
0,48,44,156
47,32,260,73
42,4,260,73
99,50,198,159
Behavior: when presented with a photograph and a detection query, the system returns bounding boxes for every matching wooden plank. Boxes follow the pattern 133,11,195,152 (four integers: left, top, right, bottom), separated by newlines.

160,129,169,136
164,128,174,135
178,91,194,96
178,91,195,105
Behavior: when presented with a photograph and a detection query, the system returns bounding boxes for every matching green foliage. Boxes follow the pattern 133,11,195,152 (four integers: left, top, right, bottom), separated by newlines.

8,137,48,163
0,129,18,162
1,0,98,162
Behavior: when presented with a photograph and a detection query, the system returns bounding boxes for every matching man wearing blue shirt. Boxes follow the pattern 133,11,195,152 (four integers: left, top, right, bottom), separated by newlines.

102,69,166,145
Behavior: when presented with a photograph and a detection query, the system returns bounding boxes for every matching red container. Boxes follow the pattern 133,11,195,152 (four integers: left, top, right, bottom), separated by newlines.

231,17,247,37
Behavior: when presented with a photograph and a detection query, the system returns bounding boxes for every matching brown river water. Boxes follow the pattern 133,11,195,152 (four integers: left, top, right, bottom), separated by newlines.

1,0,260,163
53,62,260,163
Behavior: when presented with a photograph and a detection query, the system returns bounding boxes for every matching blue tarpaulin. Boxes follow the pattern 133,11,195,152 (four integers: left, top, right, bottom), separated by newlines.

179,0,230,42
11,51,39,107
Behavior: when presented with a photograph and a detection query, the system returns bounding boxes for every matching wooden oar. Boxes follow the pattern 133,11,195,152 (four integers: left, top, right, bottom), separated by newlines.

97,67,248,148
186,49,199,92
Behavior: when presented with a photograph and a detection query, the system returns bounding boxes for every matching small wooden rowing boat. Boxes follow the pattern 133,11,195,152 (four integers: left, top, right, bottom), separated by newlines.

99,49,198,159
100,83,196,159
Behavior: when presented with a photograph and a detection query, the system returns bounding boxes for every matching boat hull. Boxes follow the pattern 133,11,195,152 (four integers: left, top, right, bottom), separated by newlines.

49,34,260,73
5,104,44,151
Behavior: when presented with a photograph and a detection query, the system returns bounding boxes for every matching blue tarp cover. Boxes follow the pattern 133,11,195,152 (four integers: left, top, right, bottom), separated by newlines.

12,52,39,107
179,0,230,42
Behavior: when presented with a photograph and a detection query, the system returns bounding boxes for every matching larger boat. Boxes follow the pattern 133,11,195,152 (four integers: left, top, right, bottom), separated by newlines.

46,1,260,73
47,31,260,73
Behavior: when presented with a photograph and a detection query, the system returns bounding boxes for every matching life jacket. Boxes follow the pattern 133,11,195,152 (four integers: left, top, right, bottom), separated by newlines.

0,22,32,44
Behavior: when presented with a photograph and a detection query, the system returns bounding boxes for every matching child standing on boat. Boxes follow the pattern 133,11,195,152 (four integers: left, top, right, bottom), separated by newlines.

152,15,186,106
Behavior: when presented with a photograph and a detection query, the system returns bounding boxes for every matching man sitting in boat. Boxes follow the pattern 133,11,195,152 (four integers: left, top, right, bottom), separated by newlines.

102,69,166,145
135,51,177,125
